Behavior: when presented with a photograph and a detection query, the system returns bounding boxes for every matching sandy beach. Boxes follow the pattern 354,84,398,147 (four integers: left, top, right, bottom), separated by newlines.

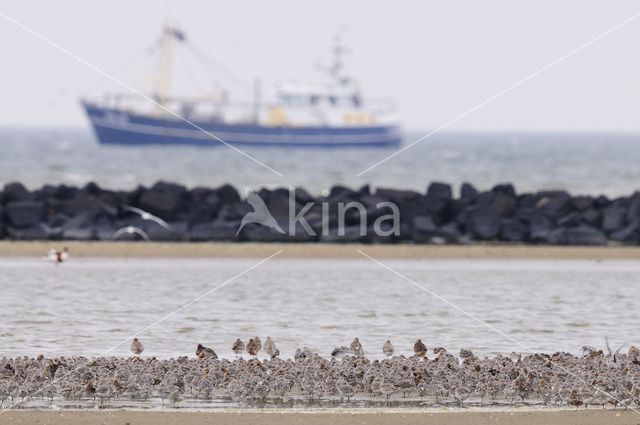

0,408,637,425
2,240,640,259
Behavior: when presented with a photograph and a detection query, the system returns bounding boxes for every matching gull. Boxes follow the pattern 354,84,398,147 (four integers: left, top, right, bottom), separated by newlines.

414,339,427,358
112,226,150,241
46,247,68,264
382,340,394,358
232,339,245,358
130,338,144,356
236,192,285,235
122,205,170,229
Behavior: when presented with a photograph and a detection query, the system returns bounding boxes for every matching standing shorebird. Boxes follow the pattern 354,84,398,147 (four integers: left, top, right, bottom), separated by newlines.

254,336,262,353
414,339,427,358
130,338,144,356
246,338,259,357
264,336,279,359
383,340,394,358
46,247,68,264
350,337,364,357
196,343,218,359
232,339,245,358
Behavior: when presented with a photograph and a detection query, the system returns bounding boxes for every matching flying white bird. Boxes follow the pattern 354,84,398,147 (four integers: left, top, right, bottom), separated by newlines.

112,226,150,241
122,205,170,229
236,192,285,235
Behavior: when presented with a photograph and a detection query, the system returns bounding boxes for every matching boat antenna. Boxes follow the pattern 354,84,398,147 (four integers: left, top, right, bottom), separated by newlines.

330,27,350,84
155,23,186,112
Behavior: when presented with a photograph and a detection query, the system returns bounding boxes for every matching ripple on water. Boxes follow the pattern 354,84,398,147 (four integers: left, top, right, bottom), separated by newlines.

178,327,196,334
509,329,555,334
566,322,590,327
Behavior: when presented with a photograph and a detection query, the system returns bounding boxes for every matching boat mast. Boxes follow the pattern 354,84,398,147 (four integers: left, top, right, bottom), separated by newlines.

155,24,184,114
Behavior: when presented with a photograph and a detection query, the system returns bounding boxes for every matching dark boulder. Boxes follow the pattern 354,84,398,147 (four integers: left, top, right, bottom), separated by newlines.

375,188,420,204
7,223,53,240
61,215,95,240
460,182,478,201
95,220,117,241
602,207,626,233
565,226,607,246
500,219,528,242
557,211,582,227
572,196,593,211
427,182,452,199
529,214,554,241
492,183,517,197
546,227,567,245
144,221,188,241
536,192,572,218
218,201,252,221
581,208,601,226
6,201,45,228
3,182,33,203
139,189,181,221
189,220,240,241
610,220,638,242
183,202,218,226
594,195,611,208
83,181,103,197
330,185,359,200
240,222,290,242
468,208,500,240
62,226,94,240
490,191,517,217
53,184,78,200
412,216,437,242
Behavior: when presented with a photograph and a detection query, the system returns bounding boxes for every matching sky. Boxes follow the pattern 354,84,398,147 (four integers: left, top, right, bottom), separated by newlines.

1,0,640,132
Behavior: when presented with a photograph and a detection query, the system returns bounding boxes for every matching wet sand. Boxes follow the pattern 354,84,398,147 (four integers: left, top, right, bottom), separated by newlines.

0,408,636,425
1,240,640,259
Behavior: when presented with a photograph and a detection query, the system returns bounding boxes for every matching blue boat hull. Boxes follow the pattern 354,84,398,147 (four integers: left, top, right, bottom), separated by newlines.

82,103,402,147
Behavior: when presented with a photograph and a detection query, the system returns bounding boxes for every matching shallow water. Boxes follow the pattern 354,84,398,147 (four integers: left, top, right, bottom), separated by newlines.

1,257,638,359
2,128,640,196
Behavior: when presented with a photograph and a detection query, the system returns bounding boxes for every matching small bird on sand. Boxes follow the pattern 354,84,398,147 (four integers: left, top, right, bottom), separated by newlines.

331,346,349,359
264,336,279,359
196,343,217,359
382,340,394,358
459,348,474,359
350,337,364,357
414,339,427,358
254,336,262,352
232,339,245,358
130,338,144,356
246,338,259,357
46,247,68,264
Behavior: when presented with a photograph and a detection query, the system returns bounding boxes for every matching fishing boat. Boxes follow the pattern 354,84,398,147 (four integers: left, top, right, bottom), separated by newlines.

81,25,401,147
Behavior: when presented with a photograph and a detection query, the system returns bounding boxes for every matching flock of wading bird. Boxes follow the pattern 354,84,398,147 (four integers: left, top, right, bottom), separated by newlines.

2,336,640,409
